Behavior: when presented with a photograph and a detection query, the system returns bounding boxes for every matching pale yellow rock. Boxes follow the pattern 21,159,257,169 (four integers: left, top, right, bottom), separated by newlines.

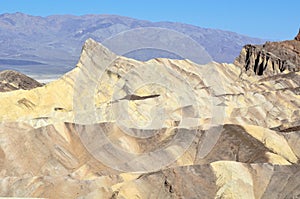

242,125,298,163
211,161,255,199
0,39,299,134
265,152,291,165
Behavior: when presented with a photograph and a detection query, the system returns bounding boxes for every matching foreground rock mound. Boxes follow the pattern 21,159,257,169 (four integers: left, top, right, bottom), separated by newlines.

0,38,299,198
0,121,299,198
0,70,42,92
235,30,300,76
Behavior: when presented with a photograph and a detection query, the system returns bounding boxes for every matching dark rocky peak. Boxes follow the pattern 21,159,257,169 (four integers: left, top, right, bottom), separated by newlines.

0,70,43,92
235,30,300,76
295,29,300,41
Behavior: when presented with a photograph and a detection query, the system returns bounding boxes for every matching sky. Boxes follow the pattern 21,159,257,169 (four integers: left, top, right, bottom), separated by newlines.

0,0,299,40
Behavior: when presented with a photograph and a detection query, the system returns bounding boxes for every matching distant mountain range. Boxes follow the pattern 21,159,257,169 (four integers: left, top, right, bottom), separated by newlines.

0,12,265,76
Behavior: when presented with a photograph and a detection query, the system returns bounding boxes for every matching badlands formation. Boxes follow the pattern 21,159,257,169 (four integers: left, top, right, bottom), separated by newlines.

0,32,299,198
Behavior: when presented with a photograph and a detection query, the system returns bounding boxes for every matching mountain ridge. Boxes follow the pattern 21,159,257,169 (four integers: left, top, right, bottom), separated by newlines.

0,12,265,77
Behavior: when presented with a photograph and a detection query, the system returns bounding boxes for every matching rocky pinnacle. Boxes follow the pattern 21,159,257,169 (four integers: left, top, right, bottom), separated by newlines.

295,28,300,41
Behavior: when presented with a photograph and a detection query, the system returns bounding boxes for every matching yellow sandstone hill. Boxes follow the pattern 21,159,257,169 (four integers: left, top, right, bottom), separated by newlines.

0,37,299,198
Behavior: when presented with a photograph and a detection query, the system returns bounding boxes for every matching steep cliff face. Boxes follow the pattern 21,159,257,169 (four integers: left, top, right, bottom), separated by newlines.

235,31,300,76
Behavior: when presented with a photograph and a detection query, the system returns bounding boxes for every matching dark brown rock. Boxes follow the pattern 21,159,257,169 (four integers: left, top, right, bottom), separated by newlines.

0,70,42,92
235,31,300,76
295,29,300,41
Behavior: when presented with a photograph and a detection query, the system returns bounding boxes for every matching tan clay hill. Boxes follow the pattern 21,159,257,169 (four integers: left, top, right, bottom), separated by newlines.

0,32,299,198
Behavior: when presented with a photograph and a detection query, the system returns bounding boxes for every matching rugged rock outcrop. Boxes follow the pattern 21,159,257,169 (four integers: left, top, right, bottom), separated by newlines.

0,38,299,198
235,31,300,76
0,70,42,92
295,29,300,41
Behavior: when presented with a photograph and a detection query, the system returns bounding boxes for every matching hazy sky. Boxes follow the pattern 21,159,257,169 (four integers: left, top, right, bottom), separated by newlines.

1,0,299,40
